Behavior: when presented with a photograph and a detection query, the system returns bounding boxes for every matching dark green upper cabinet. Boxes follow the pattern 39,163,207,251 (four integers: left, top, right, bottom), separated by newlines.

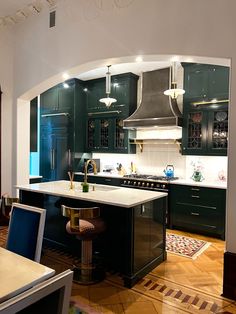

40,79,86,180
182,63,229,104
40,80,78,115
182,63,229,156
85,72,138,154
30,97,38,152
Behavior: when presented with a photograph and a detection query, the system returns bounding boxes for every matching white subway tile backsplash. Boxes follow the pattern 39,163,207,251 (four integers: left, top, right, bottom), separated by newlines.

93,147,227,181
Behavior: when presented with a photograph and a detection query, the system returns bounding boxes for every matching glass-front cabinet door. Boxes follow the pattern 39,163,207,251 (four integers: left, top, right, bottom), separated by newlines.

207,109,228,155
182,111,207,155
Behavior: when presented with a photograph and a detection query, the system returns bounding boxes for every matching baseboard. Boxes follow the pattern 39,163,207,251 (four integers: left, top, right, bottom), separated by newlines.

223,251,236,300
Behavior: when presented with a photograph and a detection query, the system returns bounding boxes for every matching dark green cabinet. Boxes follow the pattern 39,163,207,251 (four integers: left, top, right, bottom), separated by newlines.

40,125,70,182
85,73,138,153
182,104,228,156
133,199,166,273
182,63,229,103
169,184,226,239
30,97,38,152
182,63,229,156
40,79,86,181
75,174,122,186
40,82,76,114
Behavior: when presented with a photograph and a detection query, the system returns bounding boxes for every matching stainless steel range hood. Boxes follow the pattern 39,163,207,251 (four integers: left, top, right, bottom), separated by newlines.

123,67,183,129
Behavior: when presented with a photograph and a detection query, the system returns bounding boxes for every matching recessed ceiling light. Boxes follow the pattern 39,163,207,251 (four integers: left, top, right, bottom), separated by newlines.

63,83,69,88
62,73,69,80
135,56,143,63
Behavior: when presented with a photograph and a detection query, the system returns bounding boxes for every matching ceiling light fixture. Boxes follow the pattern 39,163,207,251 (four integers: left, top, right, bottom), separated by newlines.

99,65,117,107
164,62,185,99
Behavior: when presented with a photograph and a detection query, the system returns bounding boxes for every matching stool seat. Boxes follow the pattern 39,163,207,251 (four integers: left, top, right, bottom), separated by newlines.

66,218,105,240
62,205,106,285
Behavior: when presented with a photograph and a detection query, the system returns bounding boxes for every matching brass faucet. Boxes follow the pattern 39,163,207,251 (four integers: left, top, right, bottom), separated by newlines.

84,159,97,184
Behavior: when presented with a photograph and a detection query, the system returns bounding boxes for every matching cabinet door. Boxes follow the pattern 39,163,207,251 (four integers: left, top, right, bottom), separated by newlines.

183,64,208,102
54,129,70,180
208,66,229,100
40,86,58,114
207,108,228,156
58,83,75,113
40,127,55,182
182,111,208,155
86,80,106,112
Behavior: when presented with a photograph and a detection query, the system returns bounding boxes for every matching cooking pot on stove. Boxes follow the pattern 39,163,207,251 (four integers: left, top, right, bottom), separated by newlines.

163,165,174,178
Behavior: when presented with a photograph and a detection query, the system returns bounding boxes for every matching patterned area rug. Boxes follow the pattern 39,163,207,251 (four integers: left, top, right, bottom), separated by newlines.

166,233,211,259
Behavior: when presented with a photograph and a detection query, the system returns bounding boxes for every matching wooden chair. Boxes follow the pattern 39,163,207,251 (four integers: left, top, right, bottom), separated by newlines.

62,205,106,284
6,203,46,262
0,269,73,314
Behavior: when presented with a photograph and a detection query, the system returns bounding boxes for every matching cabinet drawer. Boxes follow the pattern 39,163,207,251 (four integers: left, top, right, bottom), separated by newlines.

172,203,220,233
170,184,225,207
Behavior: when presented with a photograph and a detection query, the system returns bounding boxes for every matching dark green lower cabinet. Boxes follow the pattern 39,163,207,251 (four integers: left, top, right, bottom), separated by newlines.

74,174,122,186
169,184,226,239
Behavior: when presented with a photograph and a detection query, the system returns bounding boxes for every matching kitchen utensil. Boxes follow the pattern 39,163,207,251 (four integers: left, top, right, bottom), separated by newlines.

163,165,174,178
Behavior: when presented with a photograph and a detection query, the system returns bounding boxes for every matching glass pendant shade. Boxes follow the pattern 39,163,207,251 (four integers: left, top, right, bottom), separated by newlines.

99,65,117,107
164,63,185,99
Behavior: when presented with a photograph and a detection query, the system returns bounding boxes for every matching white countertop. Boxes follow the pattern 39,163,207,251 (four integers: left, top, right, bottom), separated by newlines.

16,180,167,208
171,178,227,189
74,172,227,189
29,175,43,179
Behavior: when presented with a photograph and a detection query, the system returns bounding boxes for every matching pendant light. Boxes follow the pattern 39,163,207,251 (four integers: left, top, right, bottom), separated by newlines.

99,65,117,107
164,62,185,99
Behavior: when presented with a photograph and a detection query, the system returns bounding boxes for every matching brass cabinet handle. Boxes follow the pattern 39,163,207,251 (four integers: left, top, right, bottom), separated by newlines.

191,212,200,216
191,188,200,191
191,195,200,198
51,149,55,170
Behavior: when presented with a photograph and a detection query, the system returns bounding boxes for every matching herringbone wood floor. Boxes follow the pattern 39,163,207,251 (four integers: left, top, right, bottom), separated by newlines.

1,226,236,313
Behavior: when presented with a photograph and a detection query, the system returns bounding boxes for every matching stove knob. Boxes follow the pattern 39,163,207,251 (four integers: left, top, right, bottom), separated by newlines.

124,180,127,184
146,183,150,187
162,184,166,189
151,183,154,188
137,182,141,186
142,182,145,187
133,181,137,185
128,181,131,185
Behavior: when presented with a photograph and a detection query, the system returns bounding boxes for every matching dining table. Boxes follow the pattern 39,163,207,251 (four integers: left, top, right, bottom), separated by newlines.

0,247,55,303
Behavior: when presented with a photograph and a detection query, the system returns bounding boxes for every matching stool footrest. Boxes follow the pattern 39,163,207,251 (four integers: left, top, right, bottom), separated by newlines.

72,265,105,285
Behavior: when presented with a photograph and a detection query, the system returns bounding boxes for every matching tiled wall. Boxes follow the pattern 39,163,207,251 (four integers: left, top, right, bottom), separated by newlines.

93,145,228,182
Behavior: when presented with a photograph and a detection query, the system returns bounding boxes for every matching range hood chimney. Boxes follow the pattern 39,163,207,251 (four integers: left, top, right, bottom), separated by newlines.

123,67,183,129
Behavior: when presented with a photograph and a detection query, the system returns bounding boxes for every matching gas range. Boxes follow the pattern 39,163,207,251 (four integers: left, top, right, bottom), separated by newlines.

121,174,179,191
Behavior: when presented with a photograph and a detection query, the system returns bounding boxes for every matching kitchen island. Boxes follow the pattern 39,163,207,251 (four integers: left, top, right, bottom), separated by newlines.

16,180,167,288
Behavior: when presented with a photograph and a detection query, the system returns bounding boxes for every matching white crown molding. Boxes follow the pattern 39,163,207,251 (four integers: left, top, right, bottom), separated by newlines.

0,0,57,28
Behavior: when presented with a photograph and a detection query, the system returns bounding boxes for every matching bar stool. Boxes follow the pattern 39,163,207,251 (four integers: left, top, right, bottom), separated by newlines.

0,196,19,225
61,205,106,285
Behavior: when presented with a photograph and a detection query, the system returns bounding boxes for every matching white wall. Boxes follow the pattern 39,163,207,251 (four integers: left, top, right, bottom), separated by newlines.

0,27,14,195
1,0,236,252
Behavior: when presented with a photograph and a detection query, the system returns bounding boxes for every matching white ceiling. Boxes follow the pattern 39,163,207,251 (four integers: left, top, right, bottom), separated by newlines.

77,61,172,81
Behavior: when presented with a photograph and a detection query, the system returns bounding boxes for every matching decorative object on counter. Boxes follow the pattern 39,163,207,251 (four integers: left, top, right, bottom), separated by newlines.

130,161,136,174
116,163,126,176
191,170,204,182
68,171,75,190
82,159,97,192
190,160,204,182
163,165,174,179
166,233,211,259
99,65,117,107
218,169,227,181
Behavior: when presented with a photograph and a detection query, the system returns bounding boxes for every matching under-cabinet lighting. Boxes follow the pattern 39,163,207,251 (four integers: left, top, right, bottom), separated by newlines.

135,56,143,62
